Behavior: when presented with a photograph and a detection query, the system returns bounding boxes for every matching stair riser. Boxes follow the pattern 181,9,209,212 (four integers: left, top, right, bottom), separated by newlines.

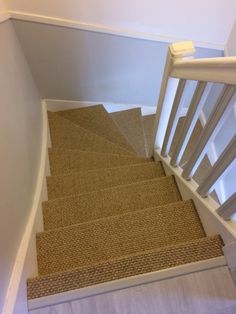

38,201,205,276
43,176,182,230
28,236,223,300
49,149,152,175
47,163,165,199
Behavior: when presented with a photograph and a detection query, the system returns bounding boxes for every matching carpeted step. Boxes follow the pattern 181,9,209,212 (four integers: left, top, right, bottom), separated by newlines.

48,112,135,156
43,175,181,230
110,108,147,157
47,162,165,199
37,200,206,276
143,114,155,155
49,148,152,175
56,105,135,153
28,235,223,299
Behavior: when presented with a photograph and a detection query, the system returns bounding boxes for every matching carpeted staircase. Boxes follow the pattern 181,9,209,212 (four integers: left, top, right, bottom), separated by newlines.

27,105,224,300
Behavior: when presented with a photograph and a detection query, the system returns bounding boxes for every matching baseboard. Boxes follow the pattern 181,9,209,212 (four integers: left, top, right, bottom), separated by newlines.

28,256,226,311
2,101,50,314
45,99,157,116
154,149,236,245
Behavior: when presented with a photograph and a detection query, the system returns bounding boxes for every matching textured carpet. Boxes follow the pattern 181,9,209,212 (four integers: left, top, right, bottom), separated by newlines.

48,111,135,156
57,105,135,153
47,162,165,199
111,108,147,157
28,235,223,299
143,114,155,155
37,200,205,276
28,105,223,301
43,176,182,230
48,148,152,175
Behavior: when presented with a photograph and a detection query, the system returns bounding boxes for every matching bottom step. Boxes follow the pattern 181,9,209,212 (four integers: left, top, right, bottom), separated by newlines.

28,235,223,300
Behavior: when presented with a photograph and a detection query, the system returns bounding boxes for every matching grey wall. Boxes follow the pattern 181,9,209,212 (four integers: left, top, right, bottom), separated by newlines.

12,20,223,106
0,20,42,312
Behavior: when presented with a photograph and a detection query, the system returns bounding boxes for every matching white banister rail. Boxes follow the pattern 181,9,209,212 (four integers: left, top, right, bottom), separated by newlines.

171,57,236,85
197,135,236,197
152,40,236,223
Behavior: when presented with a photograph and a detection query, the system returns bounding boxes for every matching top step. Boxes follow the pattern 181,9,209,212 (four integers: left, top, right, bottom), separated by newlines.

48,112,136,156
56,105,135,153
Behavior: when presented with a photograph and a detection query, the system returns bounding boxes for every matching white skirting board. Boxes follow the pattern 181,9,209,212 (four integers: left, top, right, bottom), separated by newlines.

45,98,189,117
2,101,50,314
28,256,226,311
45,99,156,116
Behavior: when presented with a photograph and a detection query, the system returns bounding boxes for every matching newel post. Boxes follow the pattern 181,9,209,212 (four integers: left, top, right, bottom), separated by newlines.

148,41,195,157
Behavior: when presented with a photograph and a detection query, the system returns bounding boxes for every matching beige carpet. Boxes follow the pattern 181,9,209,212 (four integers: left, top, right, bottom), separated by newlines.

47,162,165,199
43,176,182,230
49,148,152,175
27,106,223,300
48,111,135,156
57,105,135,153
111,108,147,157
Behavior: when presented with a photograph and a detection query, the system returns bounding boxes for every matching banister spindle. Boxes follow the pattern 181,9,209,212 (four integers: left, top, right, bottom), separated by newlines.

197,134,236,197
148,41,195,157
182,85,236,180
217,193,236,220
161,79,186,157
170,81,208,167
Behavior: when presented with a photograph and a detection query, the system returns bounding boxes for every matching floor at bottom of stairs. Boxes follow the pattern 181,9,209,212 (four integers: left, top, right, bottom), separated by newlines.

29,266,236,314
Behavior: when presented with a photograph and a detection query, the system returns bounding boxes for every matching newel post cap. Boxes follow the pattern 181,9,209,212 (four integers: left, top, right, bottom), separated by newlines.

169,41,196,58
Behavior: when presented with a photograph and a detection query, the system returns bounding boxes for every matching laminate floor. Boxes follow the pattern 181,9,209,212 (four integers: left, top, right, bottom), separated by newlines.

30,266,236,314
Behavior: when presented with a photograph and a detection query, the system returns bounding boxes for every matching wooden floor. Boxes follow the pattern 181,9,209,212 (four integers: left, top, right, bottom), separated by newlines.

30,266,236,314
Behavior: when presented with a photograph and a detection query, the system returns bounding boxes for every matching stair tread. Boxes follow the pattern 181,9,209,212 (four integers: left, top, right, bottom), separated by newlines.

28,235,223,299
37,200,205,276
143,114,155,155
48,112,135,156
43,175,182,230
110,108,147,157
57,105,135,153
49,148,152,175
47,161,165,199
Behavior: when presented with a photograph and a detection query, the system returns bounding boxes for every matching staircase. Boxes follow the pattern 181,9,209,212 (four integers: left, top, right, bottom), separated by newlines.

27,104,223,301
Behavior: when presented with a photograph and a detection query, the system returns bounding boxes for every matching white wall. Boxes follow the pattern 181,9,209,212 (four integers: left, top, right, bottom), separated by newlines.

226,21,236,56
4,0,236,49
0,18,42,313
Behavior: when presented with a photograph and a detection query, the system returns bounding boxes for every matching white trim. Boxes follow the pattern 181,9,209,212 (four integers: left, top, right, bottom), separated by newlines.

28,256,226,311
199,111,226,204
154,149,236,244
45,99,157,116
0,11,10,23
2,101,49,314
9,11,224,50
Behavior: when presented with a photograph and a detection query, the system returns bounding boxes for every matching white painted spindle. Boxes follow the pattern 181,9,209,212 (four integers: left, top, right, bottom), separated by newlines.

182,85,236,180
217,193,236,220
197,134,236,197
161,79,186,157
148,41,195,157
170,81,208,167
